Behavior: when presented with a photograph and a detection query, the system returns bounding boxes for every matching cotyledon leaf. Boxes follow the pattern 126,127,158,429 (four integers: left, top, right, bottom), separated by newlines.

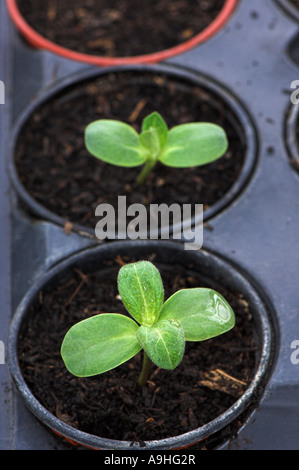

85,119,149,167
159,122,228,168
61,313,141,377
158,288,235,341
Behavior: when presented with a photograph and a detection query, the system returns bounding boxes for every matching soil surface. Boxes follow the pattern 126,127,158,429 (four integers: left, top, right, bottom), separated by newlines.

289,0,299,9
15,70,246,232
17,0,225,57
18,254,259,447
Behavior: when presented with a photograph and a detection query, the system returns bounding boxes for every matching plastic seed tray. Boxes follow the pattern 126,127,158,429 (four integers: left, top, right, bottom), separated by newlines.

1,0,299,450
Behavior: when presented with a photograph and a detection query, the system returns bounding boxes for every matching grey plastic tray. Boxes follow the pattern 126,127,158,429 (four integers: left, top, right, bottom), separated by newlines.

1,0,299,450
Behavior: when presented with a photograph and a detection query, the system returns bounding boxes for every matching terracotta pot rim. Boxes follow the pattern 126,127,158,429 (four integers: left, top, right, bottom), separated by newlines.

6,0,239,65
8,240,275,450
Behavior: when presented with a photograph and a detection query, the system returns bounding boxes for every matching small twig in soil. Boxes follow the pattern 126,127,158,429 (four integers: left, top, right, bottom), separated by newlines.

64,269,88,306
199,368,247,398
128,98,148,123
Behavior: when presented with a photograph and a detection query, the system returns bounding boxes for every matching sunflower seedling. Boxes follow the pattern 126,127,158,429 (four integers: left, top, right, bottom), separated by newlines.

61,260,235,387
84,111,228,185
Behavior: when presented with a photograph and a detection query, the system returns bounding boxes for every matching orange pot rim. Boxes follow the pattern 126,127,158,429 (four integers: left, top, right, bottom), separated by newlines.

6,0,239,65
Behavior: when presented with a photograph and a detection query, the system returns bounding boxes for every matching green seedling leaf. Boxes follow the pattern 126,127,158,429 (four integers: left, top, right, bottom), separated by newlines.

159,122,228,167
85,112,228,185
61,261,236,388
61,313,141,377
142,112,168,149
136,320,185,370
158,288,235,341
85,119,148,167
139,128,161,157
118,260,164,326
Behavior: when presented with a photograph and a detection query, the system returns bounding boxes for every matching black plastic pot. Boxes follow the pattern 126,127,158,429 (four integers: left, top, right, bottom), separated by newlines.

2,0,299,451
8,240,274,450
276,0,299,20
8,63,257,239
286,96,299,175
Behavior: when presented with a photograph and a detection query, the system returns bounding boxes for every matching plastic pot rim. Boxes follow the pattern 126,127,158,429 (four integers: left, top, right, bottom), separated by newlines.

6,0,239,66
8,62,257,238
286,98,299,175
8,240,275,450
275,0,299,22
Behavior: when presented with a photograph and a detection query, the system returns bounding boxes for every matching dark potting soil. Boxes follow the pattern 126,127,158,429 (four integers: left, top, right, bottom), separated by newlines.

15,71,246,231
18,254,258,446
289,0,299,9
16,0,225,57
